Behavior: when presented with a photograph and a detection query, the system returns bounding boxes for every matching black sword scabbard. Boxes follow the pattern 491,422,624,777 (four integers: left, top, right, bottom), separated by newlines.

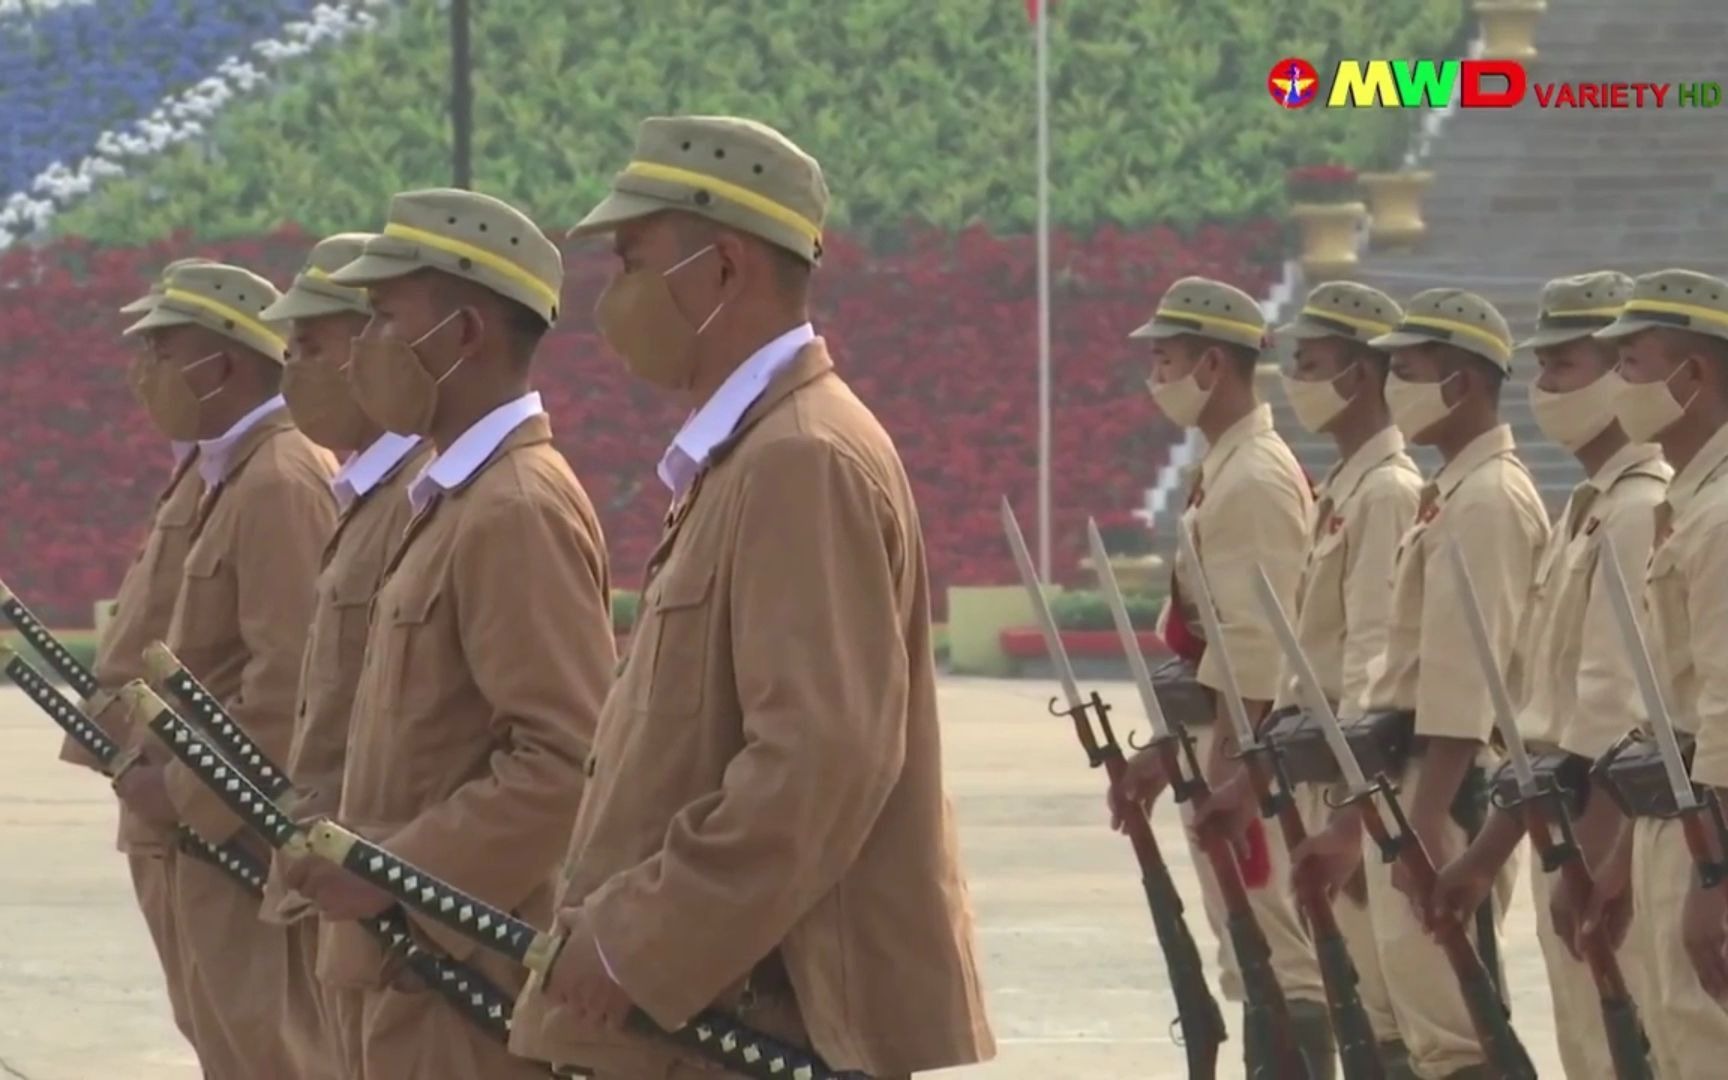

4,647,120,763
0,580,101,699
307,823,874,1080
144,640,292,801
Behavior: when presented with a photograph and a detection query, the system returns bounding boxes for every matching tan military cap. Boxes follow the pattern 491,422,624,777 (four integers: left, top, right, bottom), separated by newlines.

329,189,563,324
1595,268,1728,344
1516,270,1633,350
1279,281,1403,343
1369,288,1514,370
568,115,829,264
118,256,216,315
123,262,287,362
1129,276,1268,350
260,233,375,322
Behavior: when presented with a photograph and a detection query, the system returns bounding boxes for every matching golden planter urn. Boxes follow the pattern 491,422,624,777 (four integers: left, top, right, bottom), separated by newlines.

1289,202,1367,280
1474,0,1547,61
1078,553,1165,593
1360,170,1434,249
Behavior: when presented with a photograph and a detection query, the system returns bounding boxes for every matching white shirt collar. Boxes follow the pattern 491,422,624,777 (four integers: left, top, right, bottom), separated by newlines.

409,391,545,513
197,395,286,486
332,432,422,512
658,322,814,495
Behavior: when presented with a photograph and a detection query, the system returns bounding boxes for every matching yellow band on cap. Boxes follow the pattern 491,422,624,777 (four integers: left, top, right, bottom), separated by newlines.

1155,307,1265,340
1546,305,1624,318
1402,313,1509,358
162,288,287,353
1301,306,1394,336
383,223,559,313
625,161,822,247
305,267,331,281
297,269,365,299
1622,298,1728,329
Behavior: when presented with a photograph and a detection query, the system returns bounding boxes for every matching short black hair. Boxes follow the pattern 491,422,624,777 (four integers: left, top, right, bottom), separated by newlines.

1447,349,1506,397
1657,326,1728,368
431,273,548,363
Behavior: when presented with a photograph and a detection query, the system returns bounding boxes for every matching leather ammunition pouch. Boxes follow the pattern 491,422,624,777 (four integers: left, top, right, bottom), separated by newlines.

1593,727,1697,820
1262,706,1416,786
1150,656,1214,728
1263,705,1342,785
1488,749,1592,818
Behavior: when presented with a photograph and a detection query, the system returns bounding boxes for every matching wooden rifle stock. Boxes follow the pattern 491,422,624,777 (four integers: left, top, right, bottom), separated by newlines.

1354,791,1536,1079
1518,795,1650,1080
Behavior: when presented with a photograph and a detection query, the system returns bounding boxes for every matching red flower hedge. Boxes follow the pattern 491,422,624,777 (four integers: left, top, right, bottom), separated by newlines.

0,221,1280,625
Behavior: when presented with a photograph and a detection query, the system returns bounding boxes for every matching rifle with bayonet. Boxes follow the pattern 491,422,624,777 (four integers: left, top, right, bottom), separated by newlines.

1593,535,1728,886
1174,524,1378,1080
303,819,870,1080
999,502,1225,1078
122,673,514,1041
1249,565,1538,1079
0,577,271,896
1444,542,1650,1079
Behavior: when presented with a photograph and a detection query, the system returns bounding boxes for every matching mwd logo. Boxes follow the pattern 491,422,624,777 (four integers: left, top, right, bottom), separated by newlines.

1269,56,1720,110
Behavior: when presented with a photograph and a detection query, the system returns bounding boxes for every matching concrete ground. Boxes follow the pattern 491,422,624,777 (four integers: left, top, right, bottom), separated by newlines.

0,678,1563,1078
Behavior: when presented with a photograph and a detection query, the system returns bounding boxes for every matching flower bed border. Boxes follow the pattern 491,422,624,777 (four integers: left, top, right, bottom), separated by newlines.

999,626,1163,658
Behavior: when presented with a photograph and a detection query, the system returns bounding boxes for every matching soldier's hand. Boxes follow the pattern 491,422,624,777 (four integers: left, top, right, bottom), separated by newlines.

1291,807,1364,902
304,864,393,921
1682,877,1728,998
1426,849,1493,933
544,906,634,1031
113,763,177,827
1108,748,1170,832
1570,830,1633,960
1190,770,1258,854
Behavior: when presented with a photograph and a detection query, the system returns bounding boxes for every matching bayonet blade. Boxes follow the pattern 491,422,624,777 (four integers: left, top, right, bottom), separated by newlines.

1442,541,1539,799
999,496,1084,712
1249,565,1371,795
1174,521,1257,749
1596,533,1698,811
1085,519,1172,739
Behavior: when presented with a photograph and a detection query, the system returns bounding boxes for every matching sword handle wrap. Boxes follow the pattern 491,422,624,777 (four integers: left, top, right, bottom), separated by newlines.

366,908,514,1042
3,649,120,764
637,1009,874,1080
0,589,100,699
174,827,269,894
145,641,292,801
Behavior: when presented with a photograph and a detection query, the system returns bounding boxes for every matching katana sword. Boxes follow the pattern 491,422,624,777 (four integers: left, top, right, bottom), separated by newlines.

1595,534,1728,887
1080,517,1226,1078
1444,543,1650,1080
0,576,100,699
1249,566,1537,1079
305,821,870,1080
0,644,268,895
144,640,291,802
121,680,514,1041
1175,526,1376,1079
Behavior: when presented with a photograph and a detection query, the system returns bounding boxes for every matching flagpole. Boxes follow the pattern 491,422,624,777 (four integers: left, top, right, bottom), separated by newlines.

1034,0,1052,582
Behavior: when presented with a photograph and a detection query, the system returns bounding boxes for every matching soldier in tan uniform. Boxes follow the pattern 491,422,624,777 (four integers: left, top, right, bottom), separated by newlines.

507,116,994,1080
1424,271,1667,1078
1110,277,1332,1074
295,190,614,1080
1574,269,1728,1075
1343,289,1549,1079
1276,282,1423,1072
57,258,214,1050
114,263,339,1078
253,233,432,1077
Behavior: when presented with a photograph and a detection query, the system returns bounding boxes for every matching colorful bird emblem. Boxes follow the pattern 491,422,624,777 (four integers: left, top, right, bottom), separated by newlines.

1269,57,1319,108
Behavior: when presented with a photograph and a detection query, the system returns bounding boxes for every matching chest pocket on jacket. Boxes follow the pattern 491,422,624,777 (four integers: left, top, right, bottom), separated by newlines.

638,565,715,720
311,571,378,692
171,542,233,652
382,583,443,718
140,494,199,574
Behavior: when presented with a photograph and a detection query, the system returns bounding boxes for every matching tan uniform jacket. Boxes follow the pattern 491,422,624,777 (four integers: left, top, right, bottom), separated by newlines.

320,413,613,986
64,450,206,852
1515,443,1670,756
509,342,994,1077
1280,426,1422,718
1648,425,1728,787
262,439,431,921
160,410,337,844
1173,403,1313,704
1365,425,1550,741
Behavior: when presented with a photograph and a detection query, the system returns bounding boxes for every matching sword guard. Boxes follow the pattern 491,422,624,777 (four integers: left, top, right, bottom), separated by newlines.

1232,742,1292,819
1050,692,1119,768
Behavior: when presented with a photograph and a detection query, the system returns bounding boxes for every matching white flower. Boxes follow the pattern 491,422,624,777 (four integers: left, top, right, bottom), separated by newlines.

0,2,394,244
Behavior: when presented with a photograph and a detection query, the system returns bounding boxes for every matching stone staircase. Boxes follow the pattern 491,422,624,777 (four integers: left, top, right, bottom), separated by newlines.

1245,0,1728,529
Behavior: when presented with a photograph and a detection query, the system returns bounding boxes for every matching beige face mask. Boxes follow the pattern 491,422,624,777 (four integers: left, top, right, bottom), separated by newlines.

1147,360,1216,429
348,311,464,436
595,245,725,390
1613,366,1695,444
284,348,371,452
136,350,224,441
1282,364,1356,434
1385,371,1458,441
1528,371,1619,451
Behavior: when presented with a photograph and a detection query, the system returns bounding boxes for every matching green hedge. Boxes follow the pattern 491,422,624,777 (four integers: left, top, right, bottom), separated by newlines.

58,0,1466,245
1051,588,1165,632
